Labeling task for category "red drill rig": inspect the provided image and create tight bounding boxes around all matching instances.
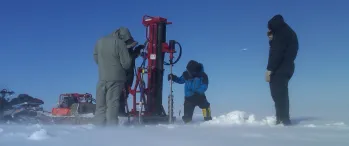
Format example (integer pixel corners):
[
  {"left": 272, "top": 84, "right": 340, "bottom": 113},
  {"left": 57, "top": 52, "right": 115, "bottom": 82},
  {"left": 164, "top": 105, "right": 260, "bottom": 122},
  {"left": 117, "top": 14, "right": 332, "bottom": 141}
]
[{"left": 126, "top": 15, "right": 182, "bottom": 124}]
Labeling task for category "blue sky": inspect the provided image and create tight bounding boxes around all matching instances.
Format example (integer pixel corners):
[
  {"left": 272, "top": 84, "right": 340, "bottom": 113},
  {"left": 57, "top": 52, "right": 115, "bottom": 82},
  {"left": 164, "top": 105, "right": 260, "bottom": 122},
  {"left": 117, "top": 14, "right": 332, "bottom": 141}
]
[{"left": 1, "top": 0, "right": 349, "bottom": 120}]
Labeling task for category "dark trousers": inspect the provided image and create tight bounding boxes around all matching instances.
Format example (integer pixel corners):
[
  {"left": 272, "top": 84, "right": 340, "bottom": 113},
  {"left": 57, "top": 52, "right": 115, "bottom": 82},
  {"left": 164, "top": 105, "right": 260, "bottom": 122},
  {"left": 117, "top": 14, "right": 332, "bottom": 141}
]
[
  {"left": 269, "top": 72, "right": 293, "bottom": 123},
  {"left": 0, "top": 98, "right": 6, "bottom": 121},
  {"left": 119, "top": 83, "right": 129, "bottom": 115},
  {"left": 119, "top": 71, "right": 134, "bottom": 115},
  {"left": 0, "top": 100, "right": 3, "bottom": 121},
  {"left": 182, "top": 94, "right": 212, "bottom": 123}
]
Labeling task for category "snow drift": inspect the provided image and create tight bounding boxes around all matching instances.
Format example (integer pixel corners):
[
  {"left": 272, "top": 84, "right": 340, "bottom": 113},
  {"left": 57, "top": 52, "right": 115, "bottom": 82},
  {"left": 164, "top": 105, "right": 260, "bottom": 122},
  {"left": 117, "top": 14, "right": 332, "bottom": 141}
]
[{"left": 1, "top": 110, "right": 348, "bottom": 146}]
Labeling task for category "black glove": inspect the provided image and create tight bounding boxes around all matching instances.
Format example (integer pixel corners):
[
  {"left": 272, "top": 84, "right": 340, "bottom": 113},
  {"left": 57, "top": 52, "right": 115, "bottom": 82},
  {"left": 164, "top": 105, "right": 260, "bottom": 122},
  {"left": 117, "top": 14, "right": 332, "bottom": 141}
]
[
  {"left": 168, "top": 74, "right": 178, "bottom": 81},
  {"left": 133, "top": 45, "right": 145, "bottom": 56}
]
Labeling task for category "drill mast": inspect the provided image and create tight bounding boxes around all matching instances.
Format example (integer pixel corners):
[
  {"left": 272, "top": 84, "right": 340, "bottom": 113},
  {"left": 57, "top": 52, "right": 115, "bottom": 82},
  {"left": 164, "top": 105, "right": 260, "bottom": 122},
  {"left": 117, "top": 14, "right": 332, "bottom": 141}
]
[{"left": 127, "top": 15, "right": 182, "bottom": 124}]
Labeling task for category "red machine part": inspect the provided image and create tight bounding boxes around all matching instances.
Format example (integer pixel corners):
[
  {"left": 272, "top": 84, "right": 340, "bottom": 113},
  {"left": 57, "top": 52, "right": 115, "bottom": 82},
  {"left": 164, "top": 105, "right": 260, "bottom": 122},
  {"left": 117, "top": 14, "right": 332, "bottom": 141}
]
[
  {"left": 51, "top": 108, "right": 70, "bottom": 116},
  {"left": 127, "top": 15, "right": 181, "bottom": 123}
]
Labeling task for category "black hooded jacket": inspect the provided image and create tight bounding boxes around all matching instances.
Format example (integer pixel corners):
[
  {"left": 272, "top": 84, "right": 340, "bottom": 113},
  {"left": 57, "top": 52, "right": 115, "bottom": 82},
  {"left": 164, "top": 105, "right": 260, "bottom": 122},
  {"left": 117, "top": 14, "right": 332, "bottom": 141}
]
[{"left": 267, "top": 15, "right": 299, "bottom": 74}]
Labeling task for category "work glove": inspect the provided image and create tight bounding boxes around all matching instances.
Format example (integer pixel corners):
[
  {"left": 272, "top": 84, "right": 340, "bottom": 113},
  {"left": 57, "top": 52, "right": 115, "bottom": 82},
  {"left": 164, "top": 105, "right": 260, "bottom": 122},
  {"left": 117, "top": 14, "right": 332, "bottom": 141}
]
[
  {"left": 168, "top": 74, "right": 178, "bottom": 81},
  {"left": 133, "top": 45, "right": 145, "bottom": 56},
  {"left": 265, "top": 70, "right": 272, "bottom": 82}
]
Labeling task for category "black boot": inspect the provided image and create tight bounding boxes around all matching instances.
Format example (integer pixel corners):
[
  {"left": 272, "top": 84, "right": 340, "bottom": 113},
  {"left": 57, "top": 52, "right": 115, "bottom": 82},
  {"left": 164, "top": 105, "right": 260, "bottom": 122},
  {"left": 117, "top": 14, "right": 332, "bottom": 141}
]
[
  {"left": 182, "top": 116, "right": 192, "bottom": 124},
  {"left": 281, "top": 116, "right": 292, "bottom": 126},
  {"left": 282, "top": 119, "right": 292, "bottom": 126},
  {"left": 118, "top": 104, "right": 128, "bottom": 117},
  {"left": 281, "top": 101, "right": 291, "bottom": 126},
  {"left": 204, "top": 117, "right": 212, "bottom": 121},
  {"left": 275, "top": 107, "right": 282, "bottom": 125},
  {"left": 275, "top": 119, "right": 281, "bottom": 125},
  {"left": 280, "top": 102, "right": 291, "bottom": 126}
]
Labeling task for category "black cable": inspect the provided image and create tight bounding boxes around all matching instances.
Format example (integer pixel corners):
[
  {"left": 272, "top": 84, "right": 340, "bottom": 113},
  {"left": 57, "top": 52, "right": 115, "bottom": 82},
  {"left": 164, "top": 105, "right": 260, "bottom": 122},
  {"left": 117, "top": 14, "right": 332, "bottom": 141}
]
[{"left": 164, "top": 41, "right": 183, "bottom": 65}]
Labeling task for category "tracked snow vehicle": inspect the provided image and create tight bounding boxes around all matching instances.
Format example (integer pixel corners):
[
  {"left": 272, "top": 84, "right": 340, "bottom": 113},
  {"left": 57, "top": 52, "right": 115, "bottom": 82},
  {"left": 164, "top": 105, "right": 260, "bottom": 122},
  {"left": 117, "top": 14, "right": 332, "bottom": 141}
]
[
  {"left": 51, "top": 93, "right": 96, "bottom": 116},
  {"left": 0, "top": 89, "right": 45, "bottom": 124}
]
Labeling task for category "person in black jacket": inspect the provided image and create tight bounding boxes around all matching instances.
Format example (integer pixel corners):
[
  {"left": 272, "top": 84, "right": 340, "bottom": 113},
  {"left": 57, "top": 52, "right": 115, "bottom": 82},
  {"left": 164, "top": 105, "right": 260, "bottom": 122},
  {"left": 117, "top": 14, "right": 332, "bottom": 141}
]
[{"left": 265, "top": 14, "right": 299, "bottom": 126}]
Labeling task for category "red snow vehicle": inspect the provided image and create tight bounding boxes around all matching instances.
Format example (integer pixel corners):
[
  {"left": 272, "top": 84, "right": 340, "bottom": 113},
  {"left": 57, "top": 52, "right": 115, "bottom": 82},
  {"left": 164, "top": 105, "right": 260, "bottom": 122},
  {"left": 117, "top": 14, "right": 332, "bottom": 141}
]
[{"left": 51, "top": 93, "right": 96, "bottom": 116}]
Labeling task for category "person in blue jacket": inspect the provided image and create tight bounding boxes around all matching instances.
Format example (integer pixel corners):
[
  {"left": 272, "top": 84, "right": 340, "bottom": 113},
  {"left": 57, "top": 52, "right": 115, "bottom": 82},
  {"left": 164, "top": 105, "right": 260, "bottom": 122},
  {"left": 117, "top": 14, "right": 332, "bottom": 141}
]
[{"left": 168, "top": 60, "right": 212, "bottom": 123}]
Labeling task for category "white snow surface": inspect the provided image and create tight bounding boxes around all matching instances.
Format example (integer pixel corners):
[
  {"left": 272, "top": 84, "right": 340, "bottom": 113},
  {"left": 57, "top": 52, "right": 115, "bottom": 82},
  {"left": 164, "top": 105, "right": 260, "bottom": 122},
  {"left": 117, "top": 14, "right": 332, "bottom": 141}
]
[{"left": 1, "top": 110, "right": 349, "bottom": 146}]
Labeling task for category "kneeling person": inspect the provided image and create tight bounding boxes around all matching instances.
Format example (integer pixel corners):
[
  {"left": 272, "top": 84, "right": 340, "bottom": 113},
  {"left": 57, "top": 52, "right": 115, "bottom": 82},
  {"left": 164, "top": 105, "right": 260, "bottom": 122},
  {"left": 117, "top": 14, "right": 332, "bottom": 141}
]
[{"left": 168, "top": 60, "right": 212, "bottom": 123}]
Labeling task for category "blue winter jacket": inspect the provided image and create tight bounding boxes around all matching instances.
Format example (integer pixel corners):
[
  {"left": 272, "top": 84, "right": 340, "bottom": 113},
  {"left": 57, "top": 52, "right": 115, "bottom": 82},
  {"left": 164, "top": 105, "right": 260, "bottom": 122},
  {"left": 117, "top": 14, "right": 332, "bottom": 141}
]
[{"left": 172, "top": 66, "right": 209, "bottom": 98}]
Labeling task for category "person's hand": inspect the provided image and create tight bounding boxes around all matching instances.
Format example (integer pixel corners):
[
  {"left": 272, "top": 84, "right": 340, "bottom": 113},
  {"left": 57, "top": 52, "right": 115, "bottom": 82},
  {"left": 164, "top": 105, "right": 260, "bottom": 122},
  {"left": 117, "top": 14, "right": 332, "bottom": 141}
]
[
  {"left": 265, "top": 70, "right": 272, "bottom": 82},
  {"left": 267, "top": 30, "right": 273, "bottom": 40},
  {"left": 134, "top": 45, "right": 145, "bottom": 56},
  {"left": 168, "top": 74, "right": 177, "bottom": 81}
]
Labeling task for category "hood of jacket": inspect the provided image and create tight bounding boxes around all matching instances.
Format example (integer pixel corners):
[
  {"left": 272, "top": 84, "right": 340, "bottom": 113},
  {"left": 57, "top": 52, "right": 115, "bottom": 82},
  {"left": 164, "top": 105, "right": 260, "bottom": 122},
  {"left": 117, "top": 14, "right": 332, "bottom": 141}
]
[
  {"left": 186, "top": 60, "right": 204, "bottom": 77},
  {"left": 268, "top": 14, "right": 287, "bottom": 32},
  {"left": 112, "top": 27, "right": 138, "bottom": 49}
]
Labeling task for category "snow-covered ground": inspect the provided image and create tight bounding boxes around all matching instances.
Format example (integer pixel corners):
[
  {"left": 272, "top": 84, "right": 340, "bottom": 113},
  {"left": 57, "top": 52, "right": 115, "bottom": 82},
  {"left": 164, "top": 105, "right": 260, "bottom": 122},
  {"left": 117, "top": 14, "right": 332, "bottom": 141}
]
[{"left": 1, "top": 110, "right": 348, "bottom": 146}]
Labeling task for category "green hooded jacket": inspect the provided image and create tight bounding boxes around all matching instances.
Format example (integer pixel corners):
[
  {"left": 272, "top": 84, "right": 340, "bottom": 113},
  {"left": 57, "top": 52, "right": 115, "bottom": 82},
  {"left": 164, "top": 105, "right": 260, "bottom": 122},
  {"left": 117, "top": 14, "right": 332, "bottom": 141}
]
[{"left": 93, "top": 27, "right": 137, "bottom": 82}]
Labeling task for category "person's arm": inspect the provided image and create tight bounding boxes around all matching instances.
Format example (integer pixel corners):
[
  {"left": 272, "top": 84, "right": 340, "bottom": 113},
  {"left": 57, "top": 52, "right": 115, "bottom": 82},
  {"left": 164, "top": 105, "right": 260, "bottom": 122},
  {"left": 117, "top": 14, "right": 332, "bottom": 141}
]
[
  {"left": 130, "top": 45, "right": 144, "bottom": 58},
  {"left": 267, "top": 34, "right": 287, "bottom": 72},
  {"left": 193, "top": 73, "right": 208, "bottom": 94},
  {"left": 169, "top": 71, "right": 186, "bottom": 84},
  {"left": 173, "top": 75, "right": 185, "bottom": 84},
  {"left": 118, "top": 40, "right": 132, "bottom": 70}
]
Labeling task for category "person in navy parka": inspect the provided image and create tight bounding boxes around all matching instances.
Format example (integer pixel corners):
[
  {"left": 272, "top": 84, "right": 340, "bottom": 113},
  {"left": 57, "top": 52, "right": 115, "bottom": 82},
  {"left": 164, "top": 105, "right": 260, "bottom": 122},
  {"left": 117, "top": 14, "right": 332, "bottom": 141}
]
[{"left": 168, "top": 60, "right": 212, "bottom": 123}]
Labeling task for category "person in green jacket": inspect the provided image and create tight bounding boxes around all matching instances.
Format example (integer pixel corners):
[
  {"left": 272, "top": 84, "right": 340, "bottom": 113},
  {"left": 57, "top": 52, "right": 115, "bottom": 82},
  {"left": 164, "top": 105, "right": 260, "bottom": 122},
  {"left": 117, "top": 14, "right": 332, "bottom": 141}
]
[{"left": 93, "top": 27, "right": 138, "bottom": 126}]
